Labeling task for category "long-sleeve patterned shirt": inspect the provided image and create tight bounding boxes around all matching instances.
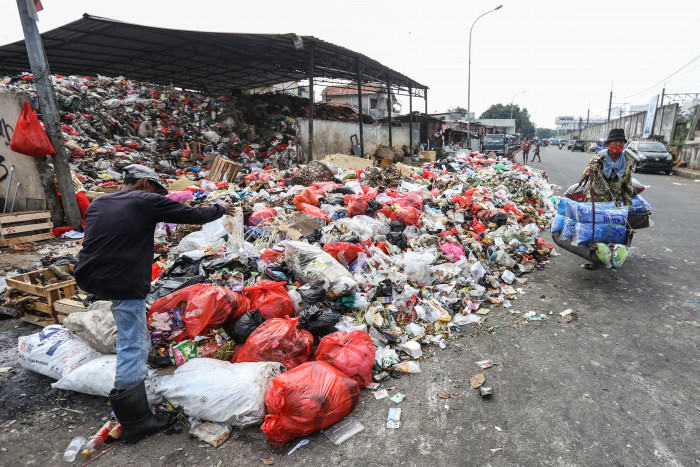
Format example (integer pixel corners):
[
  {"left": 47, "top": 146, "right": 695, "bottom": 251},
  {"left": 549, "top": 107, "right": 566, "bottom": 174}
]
[{"left": 582, "top": 150, "right": 634, "bottom": 206}]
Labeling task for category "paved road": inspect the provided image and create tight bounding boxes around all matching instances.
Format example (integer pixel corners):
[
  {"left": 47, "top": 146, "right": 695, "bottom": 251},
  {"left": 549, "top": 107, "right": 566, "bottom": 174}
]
[{"left": 2, "top": 146, "right": 699, "bottom": 466}]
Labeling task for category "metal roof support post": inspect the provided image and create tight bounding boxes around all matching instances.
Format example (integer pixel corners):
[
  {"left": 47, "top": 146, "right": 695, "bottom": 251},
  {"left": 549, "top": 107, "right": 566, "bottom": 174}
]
[
  {"left": 356, "top": 57, "right": 364, "bottom": 157},
  {"left": 409, "top": 85, "right": 413, "bottom": 157},
  {"left": 424, "top": 89, "right": 428, "bottom": 147},
  {"left": 386, "top": 78, "right": 392, "bottom": 147},
  {"left": 307, "top": 44, "right": 315, "bottom": 162},
  {"left": 16, "top": 0, "right": 81, "bottom": 228}
]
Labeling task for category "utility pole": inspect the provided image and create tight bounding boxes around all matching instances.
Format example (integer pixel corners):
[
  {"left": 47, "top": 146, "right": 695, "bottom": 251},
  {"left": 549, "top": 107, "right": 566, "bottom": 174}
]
[
  {"left": 607, "top": 90, "right": 613, "bottom": 123},
  {"left": 586, "top": 108, "right": 590, "bottom": 129},
  {"left": 16, "top": 0, "right": 81, "bottom": 228},
  {"left": 578, "top": 117, "right": 582, "bottom": 139}
]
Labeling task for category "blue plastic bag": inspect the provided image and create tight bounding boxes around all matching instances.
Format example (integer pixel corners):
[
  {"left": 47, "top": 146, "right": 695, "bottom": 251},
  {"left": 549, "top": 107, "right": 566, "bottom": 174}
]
[
  {"left": 630, "top": 195, "right": 652, "bottom": 214},
  {"left": 551, "top": 214, "right": 566, "bottom": 234},
  {"left": 571, "top": 222, "right": 627, "bottom": 246}
]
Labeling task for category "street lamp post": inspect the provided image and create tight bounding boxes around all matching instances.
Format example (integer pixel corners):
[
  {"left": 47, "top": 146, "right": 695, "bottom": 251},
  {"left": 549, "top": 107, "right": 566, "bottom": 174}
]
[
  {"left": 510, "top": 90, "right": 526, "bottom": 119},
  {"left": 467, "top": 4, "right": 503, "bottom": 121}
]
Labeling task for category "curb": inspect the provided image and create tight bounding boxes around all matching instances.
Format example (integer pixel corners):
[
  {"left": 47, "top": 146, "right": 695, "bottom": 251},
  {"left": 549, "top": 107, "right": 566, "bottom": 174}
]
[{"left": 671, "top": 169, "right": 700, "bottom": 180}]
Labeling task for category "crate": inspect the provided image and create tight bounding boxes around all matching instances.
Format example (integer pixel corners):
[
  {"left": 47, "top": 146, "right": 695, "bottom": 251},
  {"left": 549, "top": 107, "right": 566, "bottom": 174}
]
[
  {"left": 53, "top": 296, "right": 87, "bottom": 322},
  {"left": 0, "top": 210, "right": 53, "bottom": 247},
  {"left": 208, "top": 155, "right": 242, "bottom": 182},
  {"left": 5, "top": 264, "right": 78, "bottom": 324}
]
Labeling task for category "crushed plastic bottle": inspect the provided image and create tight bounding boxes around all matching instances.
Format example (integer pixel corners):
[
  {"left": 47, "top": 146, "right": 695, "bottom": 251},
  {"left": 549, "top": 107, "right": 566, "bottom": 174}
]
[{"left": 63, "top": 436, "right": 86, "bottom": 462}]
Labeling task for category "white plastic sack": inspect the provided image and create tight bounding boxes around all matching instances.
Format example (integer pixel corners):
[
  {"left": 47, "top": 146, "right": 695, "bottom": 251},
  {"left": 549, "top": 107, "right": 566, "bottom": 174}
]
[
  {"left": 18, "top": 325, "right": 101, "bottom": 380},
  {"left": 177, "top": 217, "right": 228, "bottom": 253},
  {"left": 62, "top": 301, "right": 118, "bottom": 354},
  {"left": 400, "top": 249, "right": 437, "bottom": 286},
  {"left": 51, "top": 355, "right": 162, "bottom": 404},
  {"left": 154, "top": 359, "right": 284, "bottom": 426},
  {"left": 283, "top": 241, "right": 357, "bottom": 292}
]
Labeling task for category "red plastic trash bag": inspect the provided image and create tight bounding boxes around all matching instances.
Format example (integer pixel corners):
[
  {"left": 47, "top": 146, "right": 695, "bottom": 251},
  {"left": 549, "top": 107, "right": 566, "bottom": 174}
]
[
  {"left": 10, "top": 102, "right": 55, "bottom": 157},
  {"left": 298, "top": 203, "right": 329, "bottom": 224},
  {"left": 293, "top": 187, "right": 319, "bottom": 209},
  {"left": 248, "top": 207, "right": 278, "bottom": 226},
  {"left": 261, "top": 361, "right": 361, "bottom": 446},
  {"left": 347, "top": 196, "right": 368, "bottom": 217},
  {"left": 149, "top": 284, "right": 250, "bottom": 341},
  {"left": 315, "top": 331, "right": 375, "bottom": 388},
  {"left": 391, "top": 207, "right": 422, "bottom": 226},
  {"left": 235, "top": 317, "right": 314, "bottom": 370},
  {"left": 243, "top": 280, "right": 294, "bottom": 320},
  {"left": 389, "top": 191, "right": 423, "bottom": 210},
  {"left": 322, "top": 242, "right": 365, "bottom": 267}
]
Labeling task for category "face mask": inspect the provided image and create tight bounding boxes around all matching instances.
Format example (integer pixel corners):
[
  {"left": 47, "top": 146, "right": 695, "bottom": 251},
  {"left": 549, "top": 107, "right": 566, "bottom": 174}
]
[{"left": 609, "top": 145, "right": 624, "bottom": 156}]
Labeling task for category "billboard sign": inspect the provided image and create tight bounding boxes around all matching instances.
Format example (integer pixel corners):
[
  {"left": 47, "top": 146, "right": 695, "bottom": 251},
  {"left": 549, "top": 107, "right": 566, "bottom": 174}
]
[{"left": 642, "top": 95, "right": 659, "bottom": 138}]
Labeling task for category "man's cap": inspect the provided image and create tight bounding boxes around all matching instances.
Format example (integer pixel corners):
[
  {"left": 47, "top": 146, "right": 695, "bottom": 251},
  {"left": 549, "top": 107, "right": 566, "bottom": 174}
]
[{"left": 123, "top": 164, "right": 168, "bottom": 195}]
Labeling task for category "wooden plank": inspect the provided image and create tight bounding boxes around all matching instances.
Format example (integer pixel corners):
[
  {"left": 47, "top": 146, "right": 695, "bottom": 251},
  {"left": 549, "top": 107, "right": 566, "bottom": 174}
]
[
  {"left": 0, "top": 211, "right": 51, "bottom": 223},
  {"left": 0, "top": 232, "right": 54, "bottom": 247},
  {"left": 30, "top": 301, "right": 51, "bottom": 313},
  {"left": 1, "top": 221, "right": 53, "bottom": 235},
  {"left": 20, "top": 312, "right": 54, "bottom": 327},
  {"left": 54, "top": 298, "right": 86, "bottom": 315}
]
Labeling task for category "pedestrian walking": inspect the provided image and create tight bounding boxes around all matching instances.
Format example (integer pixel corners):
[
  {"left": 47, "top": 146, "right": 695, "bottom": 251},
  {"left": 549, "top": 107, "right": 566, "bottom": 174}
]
[
  {"left": 74, "top": 164, "right": 238, "bottom": 444},
  {"left": 521, "top": 138, "right": 531, "bottom": 165},
  {"left": 534, "top": 140, "right": 541, "bottom": 162}
]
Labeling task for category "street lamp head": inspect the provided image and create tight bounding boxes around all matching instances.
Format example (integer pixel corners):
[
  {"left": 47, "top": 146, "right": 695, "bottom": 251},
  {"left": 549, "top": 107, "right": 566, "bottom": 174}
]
[{"left": 495, "top": 5, "right": 503, "bottom": 10}]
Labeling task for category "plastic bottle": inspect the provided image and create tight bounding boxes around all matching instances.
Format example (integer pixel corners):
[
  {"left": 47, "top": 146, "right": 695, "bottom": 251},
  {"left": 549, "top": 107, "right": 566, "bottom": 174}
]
[
  {"left": 63, "top": 436, "right": 87, "bottom": 462},
  {"left": 80, "top": 421, "right": 115, "bottom": 458}
]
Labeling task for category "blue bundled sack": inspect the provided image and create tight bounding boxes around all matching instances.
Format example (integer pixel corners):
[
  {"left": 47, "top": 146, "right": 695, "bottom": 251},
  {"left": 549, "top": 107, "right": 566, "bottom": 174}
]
[
  {"left": 571, "top": 222, "right": 627, "bottom": 246},
  {"left": 566, "top": 201, "right": 620, "bottom": 223},
  {"left": 561, "top": 217, "right": 576, "bottom": 239},
  {"left": 557, "top": 197, "right": 574, "bottom": 216},
  {"left": 630, "top": 195, "right": 652, "bottom": 214},
  {"left": 551, "top": 214, "right": 566, "bottom": 234}
]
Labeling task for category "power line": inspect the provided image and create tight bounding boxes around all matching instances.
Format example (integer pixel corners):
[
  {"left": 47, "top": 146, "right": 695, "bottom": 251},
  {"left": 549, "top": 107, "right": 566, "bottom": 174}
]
[{"left": 618, "top": 54, "right": 700, "bottom": 102}]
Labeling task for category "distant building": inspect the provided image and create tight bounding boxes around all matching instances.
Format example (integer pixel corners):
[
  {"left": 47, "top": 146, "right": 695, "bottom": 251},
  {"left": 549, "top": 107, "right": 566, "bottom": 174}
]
[
  {"left": 246, "top": 81, "right": 310, "bottom": 99},
  {"left": 556, "top": 115, "right": 606, "bottom": 132},
  {"left": 477, "top": 118, "right": 516, "bottom": 134},
  {"left": 321, "top": 84, "right": 398, "bottom": 117}
]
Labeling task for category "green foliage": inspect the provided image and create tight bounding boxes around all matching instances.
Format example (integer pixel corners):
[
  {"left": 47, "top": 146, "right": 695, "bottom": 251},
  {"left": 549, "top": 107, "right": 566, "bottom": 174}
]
[
  {"left": 536, "top": 128, "right": 557, "bottom": 139},
  {"left": 447, "top": 106, "right": 468, "bottom": 114},
  {"left": 479, "top": 103, "right": 536, "bottom": 139}
]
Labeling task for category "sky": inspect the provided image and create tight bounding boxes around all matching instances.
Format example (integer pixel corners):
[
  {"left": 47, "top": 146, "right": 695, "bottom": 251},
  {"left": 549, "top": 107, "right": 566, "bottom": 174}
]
[{"left": 1, "top": 0, "right": 700, "bottom": 128}]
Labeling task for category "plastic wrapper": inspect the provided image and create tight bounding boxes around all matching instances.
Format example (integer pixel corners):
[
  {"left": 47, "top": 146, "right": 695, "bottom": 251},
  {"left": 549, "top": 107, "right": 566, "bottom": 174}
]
[
  {"left": 571, "top": 222, "right": 627, "bottom": 246},
  {"left": 594, "top": 243, "right": 612, "bottom": 268},
  {"left": 235, "top": 317, "right": 314, "bottom": 370},
  {"left": 610, "top": 243, "right": 629, "bottom": 268},
  {"left": 315, "top": 331, "right": 375, "bottom": 388},
  {"left": 261, "top": 361, "right": 361, "bottom": 446},
  {"left": 283, "top": 241, "right": 357, "bottom": 293},
  {"left": 248, "top": 207, "right": 279, "bottom": 226},
  {"left": 148, "top": 284, "right": 250, "bottom": 341},
  {"left": 297, "top": 307, "right": 344, "bottom": 337},
  {"left": 400, "top": 249, "right": 437, "bottom": 285},
  {"left": 243, "top": 280, "right": 294, "bottom": 320},
  {"left": 565, "top": 201, "right": 616, "bottom": 222}
]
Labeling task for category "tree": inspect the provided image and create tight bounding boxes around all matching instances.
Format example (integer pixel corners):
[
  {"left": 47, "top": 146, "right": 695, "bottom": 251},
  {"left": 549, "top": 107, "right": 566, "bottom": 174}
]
[
  {"left": 536, "top": 128, "right": 556, "bottom": 139},
  {"left": 447, "top": 106, "right": 468, "bottom": 114},
  {"left": 479, "top": 103, "right": 536, "bottom": 139}
]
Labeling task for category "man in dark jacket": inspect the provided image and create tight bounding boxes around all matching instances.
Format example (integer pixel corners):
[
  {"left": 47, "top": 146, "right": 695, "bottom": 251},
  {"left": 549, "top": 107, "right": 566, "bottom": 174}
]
[{"left": 75, "top": 164, "right": 235, "bottom": 444}]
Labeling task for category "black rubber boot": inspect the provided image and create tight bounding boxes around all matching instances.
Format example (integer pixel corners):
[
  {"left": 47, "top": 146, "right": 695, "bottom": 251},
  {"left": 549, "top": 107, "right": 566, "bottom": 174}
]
[{"left": 109, "top": 381, "right": 174, "bottom": 444}]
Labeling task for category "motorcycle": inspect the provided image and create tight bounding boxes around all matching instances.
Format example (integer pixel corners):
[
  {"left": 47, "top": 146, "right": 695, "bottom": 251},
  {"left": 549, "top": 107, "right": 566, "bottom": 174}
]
[{"left": 558, "top": 143, "right": 564, "bottom": 150}]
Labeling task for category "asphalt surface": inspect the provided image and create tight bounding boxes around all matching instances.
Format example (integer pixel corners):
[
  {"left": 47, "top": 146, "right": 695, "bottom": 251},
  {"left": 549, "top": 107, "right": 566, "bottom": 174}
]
[{"left": 1, "top": 146, "right": 699, "bottom": 466}]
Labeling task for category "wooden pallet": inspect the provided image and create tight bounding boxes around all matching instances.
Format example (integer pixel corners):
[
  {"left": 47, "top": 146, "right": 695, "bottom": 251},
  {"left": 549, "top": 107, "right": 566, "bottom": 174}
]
[
  {"left": 0, "top": 210, "right": 53, "bottom": 247},
  {"left": 6, "top": 264, "right": 77, "bottom": 324},
  {"left": 208, "top": 155, "right": 242, "bottom": 182}
]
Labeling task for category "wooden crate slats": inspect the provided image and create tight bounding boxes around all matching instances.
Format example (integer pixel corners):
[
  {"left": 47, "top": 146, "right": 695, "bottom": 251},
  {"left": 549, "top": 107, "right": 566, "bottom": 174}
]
[{"left": 0, "top": 210, "right": 53, "bottom": 247}]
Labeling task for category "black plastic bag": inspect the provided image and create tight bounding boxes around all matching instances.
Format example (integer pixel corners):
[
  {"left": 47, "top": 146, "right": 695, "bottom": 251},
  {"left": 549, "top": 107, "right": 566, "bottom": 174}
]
[
  {"left": 145, "top": 276, "right": 205, "bottom": 307},
  {"left": 490, "top": 212, "right": 508, "bottom": 227},
  {"left": 227, "top": 309, "right": 264, "bottom": 344},
  {"left": 148, "top": 343, "right": 171, "bottom": 368},
  {"left": 386, "top": 232, "right": 408, "bottom": 250},
  {"left": 365, "top": 199, "right": 383, "bottom": 216},
  {"left": 297, "top": 306, "right": 343, "bottom": 337},
  {"left": 389, "top": 220, "right": 406, "bottom": 232},
  {"left": 297, "top": 280, "right": 329, "bottom": 305},
  {"left": 331, "top": 186, "right": 356, "bottom": 195},
  {"left": 339, "top": 235, "right": 361, "bottom": 244},
  {"left": 162, "top": 256, "right": 203, "bottom": 278},
  {"left": 41, "top": 254, "right": 78, "bottom": 268}
]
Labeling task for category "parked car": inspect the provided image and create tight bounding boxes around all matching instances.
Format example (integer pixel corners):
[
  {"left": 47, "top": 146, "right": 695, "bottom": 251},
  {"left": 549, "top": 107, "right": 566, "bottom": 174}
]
[
  {"left": 623, "top": 141, "right": 673, "bottom": 174},
  {"left": 586, "top": 142, "right": 597, "bottom": 152},
  {"left": 567, "top": 139, "right": 576, "bottom": 150},
  {"left": 595, "top": 138, "right": 608, "bottom": 154},
  {"left": 572, "top": 140, "right": 585, "bottom": 152}
]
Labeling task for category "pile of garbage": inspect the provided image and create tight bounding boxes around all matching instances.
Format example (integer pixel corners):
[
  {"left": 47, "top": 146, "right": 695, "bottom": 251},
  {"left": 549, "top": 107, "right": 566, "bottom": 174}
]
[{"left": 9, "top": 145, "right": 559, "bottom": 450}]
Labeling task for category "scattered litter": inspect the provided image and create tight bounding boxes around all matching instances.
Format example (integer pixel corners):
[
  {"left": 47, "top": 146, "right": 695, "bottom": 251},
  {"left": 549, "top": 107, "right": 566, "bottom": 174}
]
[
  {"left": 469, "top": 371, "right": 486, "bottom": 389},
  {"left": 323, "top": 417, "right": 364, "bottom": 445},
  {"left": 374, "top": 389, "right": 389, "bottom": 400},
  {"left": 386, "top": 408, "right": 402, "bottom": 429},
  {"left": 476, "top": 360, "right": 494, "bottom": 369},
  {"left": 389, "top": 393, "right": 405, "bottom": 403},
  {"left": 437, "top": 390, "right": 451, "bottom": 399},
  {"left": 189, "top": 421, "right": 232, "bottom": 447},
  {"left": 287, "top": 439, "right": 309, "bottom": 455}
]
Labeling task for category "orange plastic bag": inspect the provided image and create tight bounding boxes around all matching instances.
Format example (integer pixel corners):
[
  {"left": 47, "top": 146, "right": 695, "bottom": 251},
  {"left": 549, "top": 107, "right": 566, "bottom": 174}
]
[
  {"left": 235, "top": 317, "right": 314, "bottom": 370},
  {"left": 293, "top": 187, "right": 319, "bottom": 209},
  {"left": 261, "top": 361, "right": 361, "bottom": 446},
  {"left": 315, "top": 331, "right": 375, "bottom": 388},
  {"left": 243, "top": 280, "right": 294, "bottom": 320},
  {"left": 10, "top": 102, "right": 55, "bottom": 157},
  {"left": 391, "top": 206, "right": 422, "bottom": 226},
  {"left": 148, "top": 284, "right": 250, "bottom": 341}
]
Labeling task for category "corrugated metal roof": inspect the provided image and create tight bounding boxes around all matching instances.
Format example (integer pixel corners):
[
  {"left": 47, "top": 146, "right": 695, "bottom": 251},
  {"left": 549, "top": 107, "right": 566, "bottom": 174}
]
[
  {"left": 322, "top": 84, "right": 386, "bottom": 96},
  {"left": 0, "top": 14, "right": 427, "bottom": 94}
]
